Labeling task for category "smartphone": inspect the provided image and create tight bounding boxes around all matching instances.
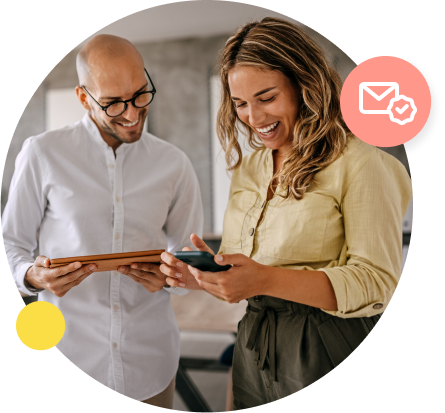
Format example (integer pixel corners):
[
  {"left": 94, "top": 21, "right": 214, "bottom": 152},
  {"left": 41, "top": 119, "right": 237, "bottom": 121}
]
[{"left": 174, "top": 251, "right": 231, "bottom": 272}]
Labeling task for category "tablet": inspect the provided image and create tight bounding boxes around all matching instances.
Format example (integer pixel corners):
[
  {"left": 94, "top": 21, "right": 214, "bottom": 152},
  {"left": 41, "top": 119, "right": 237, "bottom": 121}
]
[{"left": 50, "top": 249, "right": 165, "bottom": 272}]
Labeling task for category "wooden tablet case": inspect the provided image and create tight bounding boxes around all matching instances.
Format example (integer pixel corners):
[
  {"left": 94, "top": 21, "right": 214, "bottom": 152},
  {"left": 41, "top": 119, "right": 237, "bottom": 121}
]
[{"left": 50, "top": 249, "right": 165, "bottom": 272}]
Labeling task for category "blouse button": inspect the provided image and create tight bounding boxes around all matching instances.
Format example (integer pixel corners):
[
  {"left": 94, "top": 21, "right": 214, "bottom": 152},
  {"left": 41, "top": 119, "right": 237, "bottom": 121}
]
[
  {"left": 373, "top": 303, "right": 383, "bottom": 310},
  {"left": 249, "top": 228, "right": 255, "bottom": 236}
]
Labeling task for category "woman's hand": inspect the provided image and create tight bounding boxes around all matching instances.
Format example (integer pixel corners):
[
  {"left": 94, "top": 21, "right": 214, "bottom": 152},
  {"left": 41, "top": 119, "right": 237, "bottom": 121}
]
[
  {"left": 188, "top": 253, "right": 268, "bottom": 303},
  {"left": 160, "top": 234, "right": 213, "bottom": 290}
]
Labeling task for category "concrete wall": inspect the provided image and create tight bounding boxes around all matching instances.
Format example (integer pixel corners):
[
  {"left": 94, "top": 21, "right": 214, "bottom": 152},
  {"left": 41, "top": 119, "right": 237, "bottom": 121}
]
[
  {"left": 1, "top": 32, "right": 410, "bottom": 226},
  {"left": 1, "top": 34, "right": 229, "bottom": 230}
]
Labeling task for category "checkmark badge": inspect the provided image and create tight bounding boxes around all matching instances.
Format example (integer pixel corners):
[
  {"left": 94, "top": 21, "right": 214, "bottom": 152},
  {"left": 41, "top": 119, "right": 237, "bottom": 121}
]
[
  {"left": 387, "top": 95, "right": 417, "bottom": 125},
  {"left": 395, "top": 104, "right": 409, "bottom": 114}
]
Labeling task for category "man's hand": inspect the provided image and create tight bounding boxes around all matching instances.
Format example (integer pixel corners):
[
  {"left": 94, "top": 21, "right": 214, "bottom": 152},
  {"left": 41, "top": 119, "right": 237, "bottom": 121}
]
[
  {"left": 25, "top": 255, "right": 97, "bottom": 298},
  {"left": 118, "top": 262, "right": 167, "bottom": 293},
  {"left": 160, "top": 233, "right": 213, "bottom": 290}
]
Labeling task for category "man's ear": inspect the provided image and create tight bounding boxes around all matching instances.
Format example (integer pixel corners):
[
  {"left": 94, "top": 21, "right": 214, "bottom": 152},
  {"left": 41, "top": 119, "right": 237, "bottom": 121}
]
[{"left": 75, "top": 86, "right": 91, "bottom": 111}]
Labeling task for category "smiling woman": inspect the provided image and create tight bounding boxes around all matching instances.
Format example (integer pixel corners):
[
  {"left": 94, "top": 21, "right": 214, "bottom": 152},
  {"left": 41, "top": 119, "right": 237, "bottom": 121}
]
[
  {"left": 217, "top": 18, "right": 349, "bottom": 200},
  {"left": 228, "top": 68, "right": 300, "bottom": 158},
  {"left": 160, "top": 16, "right": 412, "bottom": 409}
]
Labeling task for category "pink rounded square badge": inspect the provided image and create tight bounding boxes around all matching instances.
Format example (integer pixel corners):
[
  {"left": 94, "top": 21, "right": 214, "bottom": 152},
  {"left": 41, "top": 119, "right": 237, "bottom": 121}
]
[{"left": 340, "top": 56, "right": 430, "bottom": 147}]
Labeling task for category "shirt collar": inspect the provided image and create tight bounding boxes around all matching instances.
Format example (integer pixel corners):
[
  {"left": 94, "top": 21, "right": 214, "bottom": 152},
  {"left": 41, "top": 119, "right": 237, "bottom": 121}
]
[
  {"left": 81, "top": 112, "right": 108, "bottom": 147},
  {"left": 266, "top": 148, "right": 273, "bottom": 179},
  {"left": 265, "top": 148, "right": 287, "bottom": 200},
  {"left": 81, "top": 112, "right": 128, "bottom": 154}
]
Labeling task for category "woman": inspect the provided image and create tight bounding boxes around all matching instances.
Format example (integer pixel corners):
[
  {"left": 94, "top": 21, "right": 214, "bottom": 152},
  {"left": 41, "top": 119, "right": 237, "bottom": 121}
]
[{"left": 160, "top": 17, "right": 412, "bottom": 409}]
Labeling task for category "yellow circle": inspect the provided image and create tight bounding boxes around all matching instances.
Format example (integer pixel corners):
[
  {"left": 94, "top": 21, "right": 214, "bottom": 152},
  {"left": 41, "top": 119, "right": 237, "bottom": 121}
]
[{"left": 16, "top": 301, "right": 65, "bottom": 350}]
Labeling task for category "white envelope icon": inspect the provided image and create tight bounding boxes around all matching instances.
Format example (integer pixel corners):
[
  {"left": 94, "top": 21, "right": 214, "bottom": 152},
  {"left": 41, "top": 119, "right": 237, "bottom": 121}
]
[{"left": 359, "top": 82, "right": 399, "bottom": 114}]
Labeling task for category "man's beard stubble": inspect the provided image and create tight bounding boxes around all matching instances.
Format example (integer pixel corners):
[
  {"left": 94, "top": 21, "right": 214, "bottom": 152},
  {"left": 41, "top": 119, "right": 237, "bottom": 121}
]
[{"left": 95, "top": 109, "right": 147, "bottom": 144}]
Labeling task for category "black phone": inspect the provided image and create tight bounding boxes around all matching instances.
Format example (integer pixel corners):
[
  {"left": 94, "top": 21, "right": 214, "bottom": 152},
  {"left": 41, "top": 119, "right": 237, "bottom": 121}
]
[{"left": 174, "top": 251, "right": 231, "bottom": 272}]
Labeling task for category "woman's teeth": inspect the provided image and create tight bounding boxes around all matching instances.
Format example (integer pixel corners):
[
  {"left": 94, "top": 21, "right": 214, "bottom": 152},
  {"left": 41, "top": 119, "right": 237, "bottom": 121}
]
[
  {"left": 120, "top": 120, "right": 138, "bottom": 127},
  {"left": 257, "top": 122, "right": 279, "bottom": 135}
]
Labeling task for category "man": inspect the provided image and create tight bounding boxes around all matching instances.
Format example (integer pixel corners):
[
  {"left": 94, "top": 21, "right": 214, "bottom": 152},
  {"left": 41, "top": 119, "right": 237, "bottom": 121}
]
[{"left": 2, "top": 35, "right": 203, "bottom": 408}]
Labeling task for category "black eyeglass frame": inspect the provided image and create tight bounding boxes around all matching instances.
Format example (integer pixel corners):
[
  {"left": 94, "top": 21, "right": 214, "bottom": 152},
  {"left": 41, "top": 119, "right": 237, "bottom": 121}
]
[{"left": 81, "top": 68, "right": 156, "bottom": 117}]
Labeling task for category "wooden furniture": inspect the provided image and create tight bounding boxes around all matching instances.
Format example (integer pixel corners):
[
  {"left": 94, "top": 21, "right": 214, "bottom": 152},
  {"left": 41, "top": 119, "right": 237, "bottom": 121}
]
[
  {"left": 171, "top": 290, "right": 247, "bottom": 412},
  {"left": 171, "top": 290, "right": 246, "bottom": 333}
]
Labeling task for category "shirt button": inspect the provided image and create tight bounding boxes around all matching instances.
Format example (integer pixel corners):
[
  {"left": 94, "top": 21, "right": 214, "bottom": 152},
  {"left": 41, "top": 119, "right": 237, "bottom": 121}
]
[
  {"left": 115, "top": 196, "right": 120, "bottom": 202},
  {"left": 113, "top": 343, "right": 117, "bottom": 348},
  {"left": 115, "top": 233, "right": 120, "bottom": 239},
  {"left": 254, "top": 295, "right": 262, "bottom": 302},
  {"left": 101, "top": 142, "right": 105, "bottom": 146},
  {"left": 373, "top": 303, "right": 384, "bottom": 310},
  {"left": 114, "top": 305, "right": 119, "bottom": 311},
  {"left": 249, "top": 228, "right": 255, "bottom": 236},
  {"left": 109, "top": 164, "right": 114, "bottom": 169},
  {"left": 113, "top": 271, "right": 118, "bottom": 275}
]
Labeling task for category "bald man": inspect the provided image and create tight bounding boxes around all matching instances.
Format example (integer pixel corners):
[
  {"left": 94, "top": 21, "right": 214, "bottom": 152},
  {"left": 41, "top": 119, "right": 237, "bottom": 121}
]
[{"left": 3, "top": 35, "right": 203, "bottom": 407}]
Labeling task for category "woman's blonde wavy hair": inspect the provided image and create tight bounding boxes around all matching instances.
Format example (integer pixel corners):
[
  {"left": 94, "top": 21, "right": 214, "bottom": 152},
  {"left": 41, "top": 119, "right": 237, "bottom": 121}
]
[{"left": 217, "top": 17, "right": 350, "bottom": 200}]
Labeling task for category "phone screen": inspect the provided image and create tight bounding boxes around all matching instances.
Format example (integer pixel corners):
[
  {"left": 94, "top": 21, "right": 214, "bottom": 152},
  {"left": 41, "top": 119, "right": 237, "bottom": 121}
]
[{"left": 174, "top": 251, "right": 231, "bottom": 272}]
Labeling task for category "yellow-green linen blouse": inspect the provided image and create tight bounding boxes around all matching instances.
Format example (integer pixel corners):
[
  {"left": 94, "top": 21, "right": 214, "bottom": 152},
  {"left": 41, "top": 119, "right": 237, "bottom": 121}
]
[{"left": 218, "top": 135, "right": 412, "bottom": 318}]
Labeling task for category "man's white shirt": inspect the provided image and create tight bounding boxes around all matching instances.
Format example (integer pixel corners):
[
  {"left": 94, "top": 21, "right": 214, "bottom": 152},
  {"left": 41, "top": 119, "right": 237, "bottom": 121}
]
[{"left": 2, "top": 113, "right": 204, "bottom": 400}]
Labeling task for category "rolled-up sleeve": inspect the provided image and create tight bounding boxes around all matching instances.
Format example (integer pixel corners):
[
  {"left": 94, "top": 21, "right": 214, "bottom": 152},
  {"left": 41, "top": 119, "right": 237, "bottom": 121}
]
[{"left": 323, "top": 151, "right": 412, "bottom": 318}]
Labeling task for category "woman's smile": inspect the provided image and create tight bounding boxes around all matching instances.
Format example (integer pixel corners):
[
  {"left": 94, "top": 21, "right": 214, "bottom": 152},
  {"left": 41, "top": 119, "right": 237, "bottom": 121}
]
[
  {"left": 256, "top": 121, "right": 280, "bottom": 140},
  {"left": 256, "top": 121, "right": 279, "bottom": 135}
]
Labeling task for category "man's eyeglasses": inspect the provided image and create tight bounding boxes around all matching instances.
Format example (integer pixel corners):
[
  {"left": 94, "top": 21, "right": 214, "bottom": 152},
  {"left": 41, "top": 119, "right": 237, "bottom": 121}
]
[{"left": 81, "top": 68, "right": 156, "bottom": 117}]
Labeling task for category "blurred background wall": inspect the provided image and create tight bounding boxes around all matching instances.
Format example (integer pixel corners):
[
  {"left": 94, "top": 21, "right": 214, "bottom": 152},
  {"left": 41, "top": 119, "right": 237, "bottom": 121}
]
[{"left": 1, "top": 1, "right": 410, "bottom": 236}]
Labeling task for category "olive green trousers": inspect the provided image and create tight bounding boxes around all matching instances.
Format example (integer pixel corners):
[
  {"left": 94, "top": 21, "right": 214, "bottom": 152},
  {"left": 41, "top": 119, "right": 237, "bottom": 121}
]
[{"left": 232, "top": 296, "right": 381, "bottom": 410}]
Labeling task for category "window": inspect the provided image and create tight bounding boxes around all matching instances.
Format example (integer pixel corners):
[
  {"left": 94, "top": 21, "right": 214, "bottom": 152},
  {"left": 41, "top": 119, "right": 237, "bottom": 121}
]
[
  {"left": 46, "top": 88, "right": 87, "bottom": 131},
  {"left": 210, "top": 75, "right": 253, "bottom": 235}
]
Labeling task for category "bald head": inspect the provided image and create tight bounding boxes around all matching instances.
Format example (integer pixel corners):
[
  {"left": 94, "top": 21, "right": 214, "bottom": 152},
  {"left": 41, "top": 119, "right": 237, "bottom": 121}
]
[{"left": 76, "top": 34, "right": 144, "bottom": 88}]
